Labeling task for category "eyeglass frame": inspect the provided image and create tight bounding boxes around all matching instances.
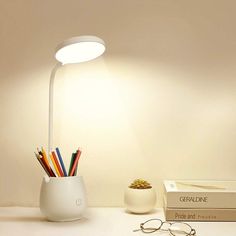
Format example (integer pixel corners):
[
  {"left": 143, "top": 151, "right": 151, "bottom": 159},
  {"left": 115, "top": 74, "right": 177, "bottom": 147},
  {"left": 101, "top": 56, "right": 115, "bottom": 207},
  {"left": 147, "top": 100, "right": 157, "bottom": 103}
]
[{"left": 133, "top": 218, "right": 196, "bottom": 236}]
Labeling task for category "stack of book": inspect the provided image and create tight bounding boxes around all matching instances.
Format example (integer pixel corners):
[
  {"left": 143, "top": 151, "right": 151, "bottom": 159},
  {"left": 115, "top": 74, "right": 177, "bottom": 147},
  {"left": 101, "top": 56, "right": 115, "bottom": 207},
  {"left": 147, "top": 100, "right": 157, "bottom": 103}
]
[{"left": 163, "top": 180, "right": 236, "bottom": 221}]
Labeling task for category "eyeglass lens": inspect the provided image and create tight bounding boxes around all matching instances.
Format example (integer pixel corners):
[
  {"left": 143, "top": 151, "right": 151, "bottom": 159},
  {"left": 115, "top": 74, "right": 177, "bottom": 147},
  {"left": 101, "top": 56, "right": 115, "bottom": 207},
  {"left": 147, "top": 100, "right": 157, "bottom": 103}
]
[
  {"left": 169, "top": 222, "right": 192, "bottom": 236},
  {"left": 142, "top": 219, "right": 162, "bottom": 233}
]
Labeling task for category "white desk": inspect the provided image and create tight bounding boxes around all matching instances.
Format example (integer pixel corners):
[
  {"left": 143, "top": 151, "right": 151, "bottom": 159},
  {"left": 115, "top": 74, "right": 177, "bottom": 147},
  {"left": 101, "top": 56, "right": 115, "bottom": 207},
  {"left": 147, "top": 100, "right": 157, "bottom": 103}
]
[{"left": 0, "top": 207, "right": 236, "bottom": 235}]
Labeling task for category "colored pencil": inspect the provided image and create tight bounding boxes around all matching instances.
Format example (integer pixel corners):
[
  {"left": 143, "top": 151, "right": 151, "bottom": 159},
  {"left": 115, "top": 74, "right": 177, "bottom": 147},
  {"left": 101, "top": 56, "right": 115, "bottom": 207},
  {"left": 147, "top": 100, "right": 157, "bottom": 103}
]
[
  {"left": 69, "top": 149, "right": 81, "bottom": 176},
  {"left": 68, "top": 152, "right": 76, "bottom": 176},
  {"left": 52, "top": 151, "right": 64, "bottom": 177},
  {"left": 35, "top": 152, "right": 56, "bottom": 177},
  {"left": 35, "top": 152, "right": 51, "bottom": 177},
  {"left": 73, "top": 151, "right": 79, "bottom": 176},
  {"left": 49, "top": 153, "right": 60, "bottom": 177},
  {"left": 55, "top": 147, "right": 67, "bottom": 176},
  {"left": 41, "top": 147, "right": 51, "bottom": 169}
]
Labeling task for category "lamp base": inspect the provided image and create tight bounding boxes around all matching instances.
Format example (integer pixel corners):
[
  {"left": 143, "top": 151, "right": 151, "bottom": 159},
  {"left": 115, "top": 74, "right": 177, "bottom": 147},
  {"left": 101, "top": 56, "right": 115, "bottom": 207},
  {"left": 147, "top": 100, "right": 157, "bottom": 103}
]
[{"left": 40, "top": 175, "right": 87, "bottom": 221}]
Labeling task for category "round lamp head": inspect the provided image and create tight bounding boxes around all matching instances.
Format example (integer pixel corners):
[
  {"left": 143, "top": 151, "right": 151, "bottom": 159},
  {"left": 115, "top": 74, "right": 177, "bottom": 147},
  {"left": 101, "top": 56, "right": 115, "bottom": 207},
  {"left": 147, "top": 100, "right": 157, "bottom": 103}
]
[{"left": 55, "top": 35, "right": 105, "bottom": 64}]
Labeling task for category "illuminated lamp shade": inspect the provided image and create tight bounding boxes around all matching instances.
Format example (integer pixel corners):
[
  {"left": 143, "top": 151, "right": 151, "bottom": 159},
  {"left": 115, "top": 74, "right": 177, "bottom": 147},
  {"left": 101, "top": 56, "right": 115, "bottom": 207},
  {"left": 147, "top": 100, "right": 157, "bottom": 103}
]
[{"left": 55, "top": 35, "right": 106, "bottom": 64}]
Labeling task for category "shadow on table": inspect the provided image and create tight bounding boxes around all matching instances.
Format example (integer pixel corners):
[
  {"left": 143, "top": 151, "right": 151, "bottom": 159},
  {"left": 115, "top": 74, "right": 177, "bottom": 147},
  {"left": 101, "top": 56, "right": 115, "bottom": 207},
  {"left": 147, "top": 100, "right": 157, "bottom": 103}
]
[
  {"left": 0, "top": 215, "right": 46, "bottom": 222},
  {"left": 0, "top": 215, "right": 89, "bottom": 224},
  {"left": 124, "top": 208, "right": 161, "bottom": 215}
]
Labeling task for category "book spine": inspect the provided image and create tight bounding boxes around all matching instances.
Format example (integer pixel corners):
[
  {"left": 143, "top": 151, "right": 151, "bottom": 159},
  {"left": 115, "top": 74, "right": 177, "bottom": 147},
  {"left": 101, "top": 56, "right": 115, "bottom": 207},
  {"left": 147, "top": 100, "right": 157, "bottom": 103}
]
[
  {"left": 164, "top": 207, "right": 236, "bottom": 222},
  {"left": 165, "top": 192, "right": 236, "bottom": 209}
]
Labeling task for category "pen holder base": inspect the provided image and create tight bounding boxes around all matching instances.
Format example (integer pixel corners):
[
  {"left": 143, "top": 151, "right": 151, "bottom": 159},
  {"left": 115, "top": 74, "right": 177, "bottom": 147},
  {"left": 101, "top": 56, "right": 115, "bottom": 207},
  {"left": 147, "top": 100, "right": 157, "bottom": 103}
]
[{"left": 40, "top": 176, "right": 87, "bottom": 221}]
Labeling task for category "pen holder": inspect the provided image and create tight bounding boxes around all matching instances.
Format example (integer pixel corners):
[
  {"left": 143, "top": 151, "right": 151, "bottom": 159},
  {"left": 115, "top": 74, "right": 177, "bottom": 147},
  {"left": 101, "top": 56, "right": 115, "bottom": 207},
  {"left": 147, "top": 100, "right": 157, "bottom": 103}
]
[{"left": 40, "top": 175, "right": 87, "bottom": 221}]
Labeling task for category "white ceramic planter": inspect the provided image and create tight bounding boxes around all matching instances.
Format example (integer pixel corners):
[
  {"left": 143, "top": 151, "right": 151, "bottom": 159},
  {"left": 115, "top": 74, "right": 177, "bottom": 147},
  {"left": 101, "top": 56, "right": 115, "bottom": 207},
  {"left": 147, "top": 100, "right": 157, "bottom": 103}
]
[
  {"left": 124, "top": 187, "right": 156, "bottom": 214},
  {"left": 40, "top": 175, "right": 87, "bottom": 221}
]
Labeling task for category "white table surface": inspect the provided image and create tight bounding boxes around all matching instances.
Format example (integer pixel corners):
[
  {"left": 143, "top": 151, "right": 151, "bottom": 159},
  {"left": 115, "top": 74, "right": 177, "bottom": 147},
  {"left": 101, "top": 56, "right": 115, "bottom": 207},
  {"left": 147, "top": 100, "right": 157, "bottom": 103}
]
[{"left": 0, "top": 207, "right": 236, "bottom": 236}]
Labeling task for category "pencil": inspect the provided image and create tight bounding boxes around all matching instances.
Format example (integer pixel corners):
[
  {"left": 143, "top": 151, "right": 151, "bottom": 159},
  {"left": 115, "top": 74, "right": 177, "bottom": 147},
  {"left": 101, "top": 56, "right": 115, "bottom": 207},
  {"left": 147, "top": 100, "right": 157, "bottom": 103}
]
[
  {"left": 55, "top": 147, "right": 67, "bottom": 176},
  {"left": 68, "top": 152, "right": 76, "bottom": 176},
  {"left": 50, "top": 153, "right": 61, "bottom": 177},
  {"left": 52, "top": 151, "right": 64, "bottom": 177},
  {"left": 69, "top": 149, "right": 81, "bottom": 176},
  {"left": 37, "top": 149, "right": 56, "bottom": 176},
  {"left": 35, "top": 152, "right": 56, "bottom": 177},
  {"left": 41, "top": 147, "right": 51, "bottom": 169},
  {"left": 73, "top": 151, "right": 79, "bottom": 176},
  {"left": 41, "top": 155, "right": 56, "bottom": 177},
  {"left": 73, "top": 158, "right": 78, "bottom": 176},
  {"left": 35, "top": 152, "right": 51, "bottom": 177}
]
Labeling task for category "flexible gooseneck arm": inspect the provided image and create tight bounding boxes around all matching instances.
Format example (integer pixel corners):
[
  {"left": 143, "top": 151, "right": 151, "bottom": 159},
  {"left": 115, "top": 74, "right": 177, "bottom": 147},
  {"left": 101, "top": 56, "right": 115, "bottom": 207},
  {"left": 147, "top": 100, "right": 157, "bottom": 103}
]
[{"left": 48, "top": 62, "right": 62, "bottom": 155}]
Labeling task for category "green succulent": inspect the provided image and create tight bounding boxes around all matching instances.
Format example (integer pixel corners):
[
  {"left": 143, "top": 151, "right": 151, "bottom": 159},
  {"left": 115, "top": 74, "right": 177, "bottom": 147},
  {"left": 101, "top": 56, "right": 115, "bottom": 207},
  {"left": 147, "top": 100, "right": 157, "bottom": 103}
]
[{"left": 129, "top": 179, "right": 152, "bottom": 189}]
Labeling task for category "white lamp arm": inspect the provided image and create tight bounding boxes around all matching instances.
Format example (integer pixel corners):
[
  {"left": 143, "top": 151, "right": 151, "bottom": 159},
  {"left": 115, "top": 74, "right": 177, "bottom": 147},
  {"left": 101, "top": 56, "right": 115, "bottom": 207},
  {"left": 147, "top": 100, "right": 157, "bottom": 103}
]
[{"left": 48, "top": 62, "right": 62, "bottom": 155}]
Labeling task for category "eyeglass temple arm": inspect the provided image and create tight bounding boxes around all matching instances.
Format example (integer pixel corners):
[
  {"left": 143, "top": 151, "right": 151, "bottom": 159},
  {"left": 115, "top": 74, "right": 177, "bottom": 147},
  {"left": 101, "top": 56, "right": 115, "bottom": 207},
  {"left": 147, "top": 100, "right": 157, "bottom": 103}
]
[{"left": 133, "top": 223, "right": 144, "bottom": 232}]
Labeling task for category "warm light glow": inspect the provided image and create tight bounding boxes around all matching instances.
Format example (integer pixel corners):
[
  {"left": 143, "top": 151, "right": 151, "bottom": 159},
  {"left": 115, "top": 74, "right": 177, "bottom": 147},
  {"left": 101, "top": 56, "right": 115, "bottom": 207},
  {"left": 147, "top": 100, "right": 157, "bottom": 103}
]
[{"left": 55, "top": 36, "right": 105, "bottom": 64}]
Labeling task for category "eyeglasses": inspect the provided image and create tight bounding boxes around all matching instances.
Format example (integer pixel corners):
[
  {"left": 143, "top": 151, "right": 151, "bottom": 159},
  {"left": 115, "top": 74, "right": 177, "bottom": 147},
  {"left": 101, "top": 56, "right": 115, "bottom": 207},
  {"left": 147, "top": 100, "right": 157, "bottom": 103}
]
[{"left": 133, "top": 219, "right": 196, "bottom": 236}]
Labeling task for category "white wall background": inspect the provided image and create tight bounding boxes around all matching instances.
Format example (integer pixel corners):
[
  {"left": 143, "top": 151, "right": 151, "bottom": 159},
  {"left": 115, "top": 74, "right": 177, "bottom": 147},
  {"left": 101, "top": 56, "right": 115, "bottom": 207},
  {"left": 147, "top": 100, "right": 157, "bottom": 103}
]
[{"left": 0, "top": 0, "right": 236, "bottom": 207}]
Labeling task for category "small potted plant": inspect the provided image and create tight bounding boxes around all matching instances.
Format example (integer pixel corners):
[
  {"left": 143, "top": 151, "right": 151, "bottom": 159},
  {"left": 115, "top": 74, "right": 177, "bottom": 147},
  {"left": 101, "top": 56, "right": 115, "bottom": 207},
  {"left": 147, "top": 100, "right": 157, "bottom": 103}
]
[{"left": 124, "top": 179, "right": 156, "bottom": 214}]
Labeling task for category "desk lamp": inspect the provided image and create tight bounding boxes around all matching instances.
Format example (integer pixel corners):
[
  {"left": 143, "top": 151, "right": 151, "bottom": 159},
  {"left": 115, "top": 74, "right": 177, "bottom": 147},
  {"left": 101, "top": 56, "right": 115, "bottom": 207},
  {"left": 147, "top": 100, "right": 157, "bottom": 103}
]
[{"left": 48, "top": 35, "right": 106, "bottom": 154}]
